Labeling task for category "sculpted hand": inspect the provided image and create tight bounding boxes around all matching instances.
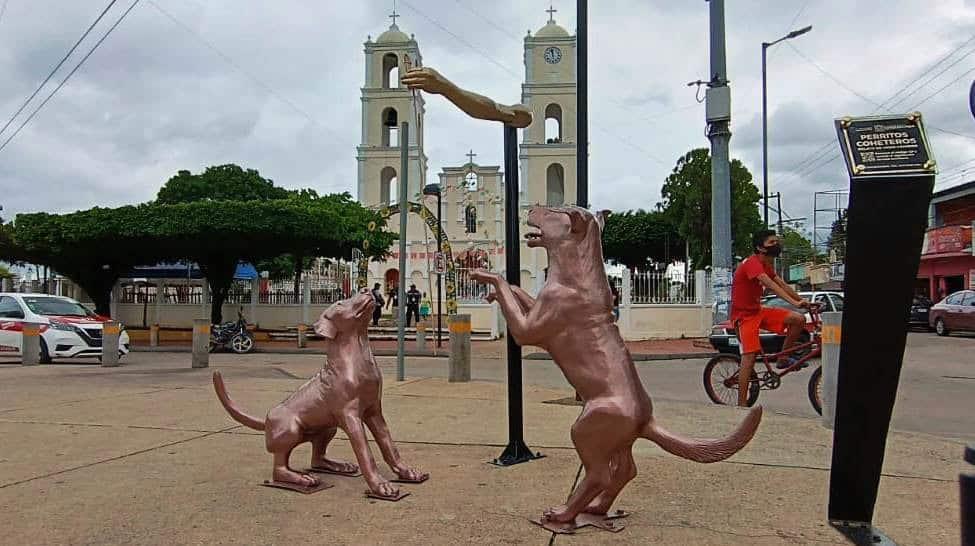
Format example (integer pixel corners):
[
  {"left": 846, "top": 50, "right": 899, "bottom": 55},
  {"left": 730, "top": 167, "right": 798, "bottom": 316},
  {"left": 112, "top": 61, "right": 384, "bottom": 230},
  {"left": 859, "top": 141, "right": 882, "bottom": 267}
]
[
  {"left": 401, "top": 67, "right": 454, "bottom": 96},
  {"left": 470, "top": 269, "right": 502, "bottom": 286},
  {"left": 484, "top": 291, "right": 497, "bottom": 304}
]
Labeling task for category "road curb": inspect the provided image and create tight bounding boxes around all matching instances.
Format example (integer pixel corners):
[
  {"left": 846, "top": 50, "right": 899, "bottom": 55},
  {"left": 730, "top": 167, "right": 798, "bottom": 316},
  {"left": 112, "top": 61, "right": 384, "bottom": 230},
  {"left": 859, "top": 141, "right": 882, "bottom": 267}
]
[{"left": 130, "top": 346, "right": 715, "bottom": 360}]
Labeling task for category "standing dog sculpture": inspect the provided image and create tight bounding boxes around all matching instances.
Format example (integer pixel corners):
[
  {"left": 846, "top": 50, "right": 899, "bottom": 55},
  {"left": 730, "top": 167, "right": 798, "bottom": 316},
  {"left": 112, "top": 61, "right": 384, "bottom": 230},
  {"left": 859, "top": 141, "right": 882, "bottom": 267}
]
[
  {"left": 212, "top": 291, "right": 427, "bottom": 499},
  {"left": 472, "top": 206, "right": 763, "bottom": 531}
]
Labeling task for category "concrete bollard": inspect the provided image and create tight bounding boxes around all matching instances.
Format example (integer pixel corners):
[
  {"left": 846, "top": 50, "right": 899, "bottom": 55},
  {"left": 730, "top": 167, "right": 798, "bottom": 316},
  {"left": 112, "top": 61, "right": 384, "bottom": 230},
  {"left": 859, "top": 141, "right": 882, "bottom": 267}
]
[
  {"left": 821, "top": 312, "right": 842, "bottom": 429},
  {"left": 416, "top": 321, "right": 427, "bottom": 351},
  {"left": 448, "top": 314, "right": 471, "bottom": 382},
  {"left": 101, "top": 321, "right": 121, "bottom": 367},
  {"left": 963, "top": 444, "right": 974, "bottom": 546},
  {"left": 1, "top": 277, "right": 10, "bottom": 292},
  {"left": 297, "top": 323, "right": 308, "bottom": 349},
  {"left": 21, "top": 322, "right": 41, "bottom": 366},
  {"left": 149, "top": 324, "right": 160, "bottom": 347},
  {"left": 192, "top": 319, "right": 210, "bottom": 369}
]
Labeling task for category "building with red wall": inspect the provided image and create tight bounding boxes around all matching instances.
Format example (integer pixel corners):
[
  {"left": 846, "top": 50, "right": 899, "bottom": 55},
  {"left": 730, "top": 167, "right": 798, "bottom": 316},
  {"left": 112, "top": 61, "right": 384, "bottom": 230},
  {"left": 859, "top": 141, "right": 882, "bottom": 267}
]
[{"left": 917, "top": 181, "right": 975, "bottom": 300}]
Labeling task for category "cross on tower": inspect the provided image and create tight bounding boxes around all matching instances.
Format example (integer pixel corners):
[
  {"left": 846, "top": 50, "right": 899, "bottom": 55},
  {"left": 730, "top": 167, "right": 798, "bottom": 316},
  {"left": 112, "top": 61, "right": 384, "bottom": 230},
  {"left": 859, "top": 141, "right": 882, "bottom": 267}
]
[
  {"left": 546, "top": 2, "right": 557, "bottom": 23},
  {"left": 466, "top": 149, "right": 477, "bottom": 165},
  {"left": 389, "top": 1, "right": 400, "bottom": 26}
]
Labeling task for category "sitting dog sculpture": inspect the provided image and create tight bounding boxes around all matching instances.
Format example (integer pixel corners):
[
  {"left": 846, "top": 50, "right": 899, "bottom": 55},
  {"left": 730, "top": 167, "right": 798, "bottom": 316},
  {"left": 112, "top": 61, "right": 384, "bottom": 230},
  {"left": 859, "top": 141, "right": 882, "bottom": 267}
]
[
  {"left": 212, "top": 290, "right": 427, "bottom": 499},
  {"left": 471, "top": 206, "right": 763, "bottom": 528}
]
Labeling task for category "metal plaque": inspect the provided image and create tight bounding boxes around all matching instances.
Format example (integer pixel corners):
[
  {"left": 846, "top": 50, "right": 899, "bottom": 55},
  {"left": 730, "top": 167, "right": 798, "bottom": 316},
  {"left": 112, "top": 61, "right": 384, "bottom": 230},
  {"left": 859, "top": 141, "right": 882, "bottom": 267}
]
[{"left": 835, "top": 113, "right": 936, "bottom": 178}]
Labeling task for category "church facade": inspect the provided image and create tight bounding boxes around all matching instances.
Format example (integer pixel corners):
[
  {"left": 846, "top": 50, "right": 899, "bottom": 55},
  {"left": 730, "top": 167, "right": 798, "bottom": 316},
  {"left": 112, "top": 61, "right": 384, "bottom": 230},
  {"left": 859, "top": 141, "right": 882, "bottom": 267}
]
[{"left": 356, "top": 11, "right": 577, "bottom": 300}]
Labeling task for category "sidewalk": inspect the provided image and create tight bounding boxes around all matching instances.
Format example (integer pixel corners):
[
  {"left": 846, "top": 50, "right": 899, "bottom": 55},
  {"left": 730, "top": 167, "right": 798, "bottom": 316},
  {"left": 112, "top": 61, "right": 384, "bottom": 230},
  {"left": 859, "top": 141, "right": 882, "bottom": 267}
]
[
  {"left": 132, "top": 335, "right": 717, "bottom": 360},
  {"left": 0, "top": 352, "right": 962, "bottom": 545}
]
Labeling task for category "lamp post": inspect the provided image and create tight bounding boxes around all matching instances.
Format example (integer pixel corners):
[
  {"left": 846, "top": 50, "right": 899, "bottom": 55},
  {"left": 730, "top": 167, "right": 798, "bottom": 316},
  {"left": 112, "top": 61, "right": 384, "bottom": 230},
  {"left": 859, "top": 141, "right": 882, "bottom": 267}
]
[
  {"left": 762, "top": 25, "right": 812, "bottom": 227},
  {"left": 422, "top": 182, "right": 443, "bottom": 348}
]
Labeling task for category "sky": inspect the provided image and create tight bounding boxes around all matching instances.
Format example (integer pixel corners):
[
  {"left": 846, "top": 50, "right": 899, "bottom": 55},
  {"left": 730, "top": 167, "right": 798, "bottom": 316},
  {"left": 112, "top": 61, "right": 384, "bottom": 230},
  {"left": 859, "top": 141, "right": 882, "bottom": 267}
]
[{"left": 2, "top": 0, "right": 975, "bottom": 252}]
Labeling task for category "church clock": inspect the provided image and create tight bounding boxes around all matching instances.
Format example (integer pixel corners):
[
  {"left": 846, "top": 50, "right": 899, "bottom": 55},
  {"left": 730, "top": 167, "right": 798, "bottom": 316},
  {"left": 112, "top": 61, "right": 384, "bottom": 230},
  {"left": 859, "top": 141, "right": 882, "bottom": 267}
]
[{"left": 543, "top": 46, "right": 562, "bottom": 64}]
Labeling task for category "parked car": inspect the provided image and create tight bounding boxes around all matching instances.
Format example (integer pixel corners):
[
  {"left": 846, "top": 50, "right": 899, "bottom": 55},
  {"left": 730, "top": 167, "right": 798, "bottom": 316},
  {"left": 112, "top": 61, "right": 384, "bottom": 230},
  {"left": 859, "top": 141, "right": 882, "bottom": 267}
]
[
  {"left": 0, "top": 293, "right": 130, "bottom": 363},
  {"left": 709, "top": 291, "right": 844, "bottom": 355},
  {"left": 930, "top": 290, "right": 975, "bottom": 336},
  {"left": 909, "top": 294, "right": 933, "bottom": 330}
]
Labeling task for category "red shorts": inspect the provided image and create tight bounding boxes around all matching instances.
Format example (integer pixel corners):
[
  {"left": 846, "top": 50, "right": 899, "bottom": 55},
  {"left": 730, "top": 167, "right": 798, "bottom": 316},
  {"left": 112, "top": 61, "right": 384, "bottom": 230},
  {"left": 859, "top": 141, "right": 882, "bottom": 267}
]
[{"left": 733, "top": 307, "right": 791, "bottom": 355}]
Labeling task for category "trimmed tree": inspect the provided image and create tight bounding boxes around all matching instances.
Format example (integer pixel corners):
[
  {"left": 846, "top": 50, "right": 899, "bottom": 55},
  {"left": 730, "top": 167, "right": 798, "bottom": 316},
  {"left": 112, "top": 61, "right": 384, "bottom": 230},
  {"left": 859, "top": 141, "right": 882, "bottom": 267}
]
[{"left": 602, "top": 209, "right": 684, "bottom": 270}]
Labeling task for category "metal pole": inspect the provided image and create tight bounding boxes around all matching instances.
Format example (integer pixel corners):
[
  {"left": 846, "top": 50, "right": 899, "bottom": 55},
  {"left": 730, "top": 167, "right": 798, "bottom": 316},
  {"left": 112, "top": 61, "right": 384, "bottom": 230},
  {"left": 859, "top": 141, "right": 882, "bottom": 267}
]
[
  {"left": 762, "top": 43, "right": 769, "bottom": 228},
  {"left": 708, "top": 0, "right": 733, "bottom": 325},
  {"left": 397, "top": 121, "right": 409, "bottom": 382},
  {"left": 437, "top": 189, "right": 443, "bottom": 348},
  {"left": 576, "top": 0, "right": 588, "bottom": 208},
  {"left": 492, "top": 124, "right": 540, "bottom": 466}
]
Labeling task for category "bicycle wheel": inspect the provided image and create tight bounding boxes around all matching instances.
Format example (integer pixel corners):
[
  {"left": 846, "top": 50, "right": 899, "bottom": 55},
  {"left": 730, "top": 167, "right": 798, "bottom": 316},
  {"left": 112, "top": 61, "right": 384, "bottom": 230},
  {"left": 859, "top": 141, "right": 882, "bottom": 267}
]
[
  {"left": 703, "top": 354, "right": 761, "bottom": 407},
  {"left": 808, "top": 365, "right": 823, "bottom": 416}
]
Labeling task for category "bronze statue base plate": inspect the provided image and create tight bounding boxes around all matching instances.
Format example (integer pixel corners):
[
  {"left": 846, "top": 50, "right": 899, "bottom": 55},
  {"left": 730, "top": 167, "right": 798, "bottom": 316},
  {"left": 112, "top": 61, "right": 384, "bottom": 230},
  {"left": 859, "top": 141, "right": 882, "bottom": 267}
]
[
  {"left": 530, "top": 510, "right": 628, "bottom": 534},
  {"left": 365, "top": 489, "right": 411, "bottom": 502},
  {"left": 391, "top": 474, "right": 429, "bottom": 484},
  {"left": 306, "top": 466, "right": 363, "bottom": 478},
  {"left": 260, "top": 480, "right": 333, "bottom": 494}
]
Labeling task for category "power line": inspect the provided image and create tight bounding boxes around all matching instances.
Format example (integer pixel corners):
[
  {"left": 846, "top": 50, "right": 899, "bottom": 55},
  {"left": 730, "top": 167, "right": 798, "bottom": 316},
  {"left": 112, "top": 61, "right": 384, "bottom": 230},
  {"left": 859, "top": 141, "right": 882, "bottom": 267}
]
[
  {"left": 880, "top": 34, "right": 975, "bottom": 110},
  {"left": 403, "top": 0, "right": 670, "bottom": 165},
  {"left": 0, "top": 0, "right": 120, "bottom": 139},
  {"left": 0, "top": 0, "right": 139, "bottom": 154},
  {"left": 786, "top": 43, "right": 879, "bottom": 107},
  {"left": 146, "top": 0, "right": 347, "bottom": 144},
  {"left": 910, "top": 64, "right": 975, "bottom": 109}
]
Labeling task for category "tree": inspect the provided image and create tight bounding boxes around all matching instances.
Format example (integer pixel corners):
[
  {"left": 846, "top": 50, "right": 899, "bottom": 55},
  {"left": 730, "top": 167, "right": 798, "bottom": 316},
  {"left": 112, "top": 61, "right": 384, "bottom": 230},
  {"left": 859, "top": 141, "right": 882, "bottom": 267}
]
[
  {"left": 7, "top": 196, "right": 393, "bottom": 321},
  {"left": 156, "top": 164, "right": 292, "bottom": 204},
  {"left": 659, "top": 148, "right": 763, "bottom": 267},
  {"left": 779, "top": 227, "right": 817, "bottom": 267},
  {"left": 602, "top": 210, "right": 684, "bottom": 270},
  {"left": 0, "top": 264, "right": 13, "bottom": 280},
  {"left": 827, "top": 210, "right": 847, "bottom": 263}
]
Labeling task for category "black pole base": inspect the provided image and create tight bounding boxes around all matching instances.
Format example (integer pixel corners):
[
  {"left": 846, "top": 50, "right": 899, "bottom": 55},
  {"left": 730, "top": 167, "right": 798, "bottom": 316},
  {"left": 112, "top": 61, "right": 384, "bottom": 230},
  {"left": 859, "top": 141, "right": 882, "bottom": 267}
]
[
  {"left": 829, "top": 521, "right": 896, "bottom": 546},
  {"left": 489, "top": 440, "right": 544, "bottom": 467}
]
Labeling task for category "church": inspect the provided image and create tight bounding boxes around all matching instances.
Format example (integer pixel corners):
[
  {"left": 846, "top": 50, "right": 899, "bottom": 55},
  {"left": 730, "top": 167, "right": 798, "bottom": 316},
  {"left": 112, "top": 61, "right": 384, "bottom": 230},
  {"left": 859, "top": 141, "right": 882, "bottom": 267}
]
[{"left": 356, "top": 8, "right": 578, "bottom": 301}]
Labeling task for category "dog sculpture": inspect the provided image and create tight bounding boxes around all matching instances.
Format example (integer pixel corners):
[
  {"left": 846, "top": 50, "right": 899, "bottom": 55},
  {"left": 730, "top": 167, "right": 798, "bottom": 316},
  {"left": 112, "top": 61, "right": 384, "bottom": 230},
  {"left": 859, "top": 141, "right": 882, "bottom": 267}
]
[
  {"left": 472, "top": 206, "right": 762, "bottom": 529},
  {"left": 212, "top": 290, "right": 427, "bottom": 499}
]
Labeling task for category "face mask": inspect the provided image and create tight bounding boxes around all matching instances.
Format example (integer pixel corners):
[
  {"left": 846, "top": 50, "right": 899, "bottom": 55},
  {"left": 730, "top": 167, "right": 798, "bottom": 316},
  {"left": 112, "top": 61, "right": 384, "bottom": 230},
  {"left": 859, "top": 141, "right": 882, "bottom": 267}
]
[{"left": 764, "top": 243, "right": 783, "bottom": 258}]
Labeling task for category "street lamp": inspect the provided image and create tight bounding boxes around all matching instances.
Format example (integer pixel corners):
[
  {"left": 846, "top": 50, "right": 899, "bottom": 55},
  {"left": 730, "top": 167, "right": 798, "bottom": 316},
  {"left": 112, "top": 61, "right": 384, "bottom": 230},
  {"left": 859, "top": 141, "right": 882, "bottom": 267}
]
[
  {"left": 762, "top": 24, "right": 812, "bottom": 228},
  {"left": 422, "top": 183, "right": 443, "bottom": 349}
]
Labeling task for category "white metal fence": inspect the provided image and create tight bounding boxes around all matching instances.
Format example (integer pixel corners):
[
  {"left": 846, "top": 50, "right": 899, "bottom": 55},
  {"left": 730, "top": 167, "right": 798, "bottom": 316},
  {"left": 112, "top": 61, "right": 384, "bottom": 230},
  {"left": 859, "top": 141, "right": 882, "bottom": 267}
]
[
  {"left": 630, "top": 269, "right": 697, "bottom": 304},
  {"left": 455, "top": 267, "right": 492, "bottom": 303}
]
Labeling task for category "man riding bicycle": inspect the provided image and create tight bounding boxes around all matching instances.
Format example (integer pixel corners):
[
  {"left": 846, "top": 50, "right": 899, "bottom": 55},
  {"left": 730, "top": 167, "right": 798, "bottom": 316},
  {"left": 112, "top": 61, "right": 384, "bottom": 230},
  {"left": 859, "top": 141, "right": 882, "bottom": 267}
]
[{"left": 730, "top": 230, "right": 811, "bottom": 407}]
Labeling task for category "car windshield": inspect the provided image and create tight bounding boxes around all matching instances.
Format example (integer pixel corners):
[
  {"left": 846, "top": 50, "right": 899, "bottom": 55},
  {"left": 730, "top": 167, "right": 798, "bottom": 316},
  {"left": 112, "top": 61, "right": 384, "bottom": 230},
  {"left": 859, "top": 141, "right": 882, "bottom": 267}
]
[
  {"left": 22, "top": 297, "right": 95, "bottom": 317},
  {"left": 762, "top": 296, "right": 802, "bottom": 312}
]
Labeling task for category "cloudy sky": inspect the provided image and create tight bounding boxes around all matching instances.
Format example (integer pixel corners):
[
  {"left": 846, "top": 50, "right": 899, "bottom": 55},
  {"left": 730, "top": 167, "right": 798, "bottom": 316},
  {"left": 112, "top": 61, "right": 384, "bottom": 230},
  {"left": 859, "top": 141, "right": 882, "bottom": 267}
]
[{"left": 2, "top": 0, "right": 975, "bottom": 248}]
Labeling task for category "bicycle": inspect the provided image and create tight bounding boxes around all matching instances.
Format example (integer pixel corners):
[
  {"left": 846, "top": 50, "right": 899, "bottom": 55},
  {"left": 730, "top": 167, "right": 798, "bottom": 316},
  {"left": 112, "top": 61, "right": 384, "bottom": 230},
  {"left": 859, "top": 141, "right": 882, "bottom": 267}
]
[{"left": 703, "top": 303, "right": 824, "bottom": 415}]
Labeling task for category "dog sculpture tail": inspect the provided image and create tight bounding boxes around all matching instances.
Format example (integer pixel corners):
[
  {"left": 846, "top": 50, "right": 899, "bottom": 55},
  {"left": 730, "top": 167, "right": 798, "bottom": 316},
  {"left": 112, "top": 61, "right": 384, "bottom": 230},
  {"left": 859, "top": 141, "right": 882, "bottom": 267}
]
[
  {"left": 641, "top": 405, "right": 763, "bottom": 463},
  {"left": 212, "top": 371, "right": 265, "bottom": 431}
]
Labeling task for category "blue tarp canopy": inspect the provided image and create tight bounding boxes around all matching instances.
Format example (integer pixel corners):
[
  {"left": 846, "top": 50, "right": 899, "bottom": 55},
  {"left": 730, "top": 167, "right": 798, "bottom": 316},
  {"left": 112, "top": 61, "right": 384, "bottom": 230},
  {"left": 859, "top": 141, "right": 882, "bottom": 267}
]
[{"left": 124, "top": 261, "right": 258, "bottom": 280}]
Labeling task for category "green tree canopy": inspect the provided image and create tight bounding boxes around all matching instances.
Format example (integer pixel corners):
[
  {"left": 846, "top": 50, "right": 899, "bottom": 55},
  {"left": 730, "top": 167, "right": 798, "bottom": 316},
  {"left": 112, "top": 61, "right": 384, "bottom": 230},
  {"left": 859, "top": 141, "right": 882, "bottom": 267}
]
[
  {"left": 156, "top": 164, "right": 292, "bottom": 204},
  {"left": 601, "top": 209, "right": 684, "bottom": 270},
  {"left": 659, "top": 148, "right": 763, "bottom": 266},
  {"left": 779, "top": 227, "right": 817, "bottom": 267},
  {"left": 8, "top": 194, "right": 393, "bottom": 321}
]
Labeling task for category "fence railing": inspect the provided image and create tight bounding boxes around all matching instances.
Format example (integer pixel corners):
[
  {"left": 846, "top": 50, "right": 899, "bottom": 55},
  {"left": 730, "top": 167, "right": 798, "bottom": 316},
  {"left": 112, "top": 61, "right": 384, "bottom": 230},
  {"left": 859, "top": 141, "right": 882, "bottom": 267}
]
[
  {"left": 630, "top": 269, "right": 697, "bottom": 304},
  {"left": 454, "top": 268, "right": 492, "bottom": 303}
]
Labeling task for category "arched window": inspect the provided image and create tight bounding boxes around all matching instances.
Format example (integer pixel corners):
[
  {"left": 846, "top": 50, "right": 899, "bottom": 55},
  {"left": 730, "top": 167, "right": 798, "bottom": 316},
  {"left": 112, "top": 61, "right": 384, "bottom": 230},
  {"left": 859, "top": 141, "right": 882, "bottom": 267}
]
[
  {"left": 464, "top": 171, "right": 478, "bottom": 191},
  {"left": 546, "top": 163, "right": 564, "bottom": 206},
  {"left": 381, "top": 108, "right": 399, "bottom": 147},
  {"left": 380, "top": 167, "right": 398, "bottom": 205},
  {"left": 465, "top": 205, "right": 477, "bottom": 234},
  {"left": 382, "top": 53, "right": 399, "bottom": 89},
  {"left": 545, "top": 103, "right": 562, "bottom": 143}
]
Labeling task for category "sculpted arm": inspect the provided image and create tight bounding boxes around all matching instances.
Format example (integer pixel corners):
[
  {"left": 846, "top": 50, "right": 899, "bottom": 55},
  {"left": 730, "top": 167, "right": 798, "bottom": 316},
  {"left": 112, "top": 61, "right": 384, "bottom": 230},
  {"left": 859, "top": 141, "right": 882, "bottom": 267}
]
[
  {"left": 401, "top": 67, "right": 533, "bottom": 129},
  {"left": 487, "top": 284, "right": 535, "bottom": 313},
  {"left": 474, "top": 271, "right": 551, "bottom": 345}
]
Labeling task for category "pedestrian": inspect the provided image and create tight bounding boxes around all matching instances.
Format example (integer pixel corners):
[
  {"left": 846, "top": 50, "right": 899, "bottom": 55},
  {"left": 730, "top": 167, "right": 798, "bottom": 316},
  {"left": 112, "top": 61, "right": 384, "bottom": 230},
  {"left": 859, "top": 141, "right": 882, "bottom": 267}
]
[
  {"left": 610, "top": 279, "right": 620, "bottom": 322},
  {"left": 420, "top": 292, "right": 431, "bottom": 321},
  {"left": 406, "top": 284, "right": 421, "bottom": 327},
  {"left": 370, "top": 283, "right": 384, "bottom": 326},
  {"left": 387, "top": 284, "right": 399, "bottom": 317}
]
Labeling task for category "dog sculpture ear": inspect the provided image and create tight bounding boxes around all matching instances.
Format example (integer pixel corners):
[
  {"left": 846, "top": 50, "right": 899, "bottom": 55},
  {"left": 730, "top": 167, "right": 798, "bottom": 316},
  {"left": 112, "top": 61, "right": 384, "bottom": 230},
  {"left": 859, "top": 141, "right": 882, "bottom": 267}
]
[
  {"left": 596, "top": 210, "right": 611, "bottom": 231},
  {"left": 565, "top": 207, "right": 589, "bottom": 234},
  {"left": 314, "top": 313, "right": 337, "bottom": 339}
]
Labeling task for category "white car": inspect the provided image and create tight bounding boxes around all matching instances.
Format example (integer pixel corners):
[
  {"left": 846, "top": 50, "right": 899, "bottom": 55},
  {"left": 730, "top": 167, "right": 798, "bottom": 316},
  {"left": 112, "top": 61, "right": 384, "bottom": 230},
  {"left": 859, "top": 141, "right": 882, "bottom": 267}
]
[{"left": 0, "top": 293, "right": 130, "bottom": 363}]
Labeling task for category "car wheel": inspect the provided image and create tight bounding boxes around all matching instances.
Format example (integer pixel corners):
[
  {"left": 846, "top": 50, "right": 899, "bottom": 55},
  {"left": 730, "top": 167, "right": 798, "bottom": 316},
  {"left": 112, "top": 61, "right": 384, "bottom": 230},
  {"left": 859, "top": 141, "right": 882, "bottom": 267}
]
[
  {"left": 934, "top": 318, "right": 949, "bottom": 337},
  {"left": 39, "top": 338, "right": 52, "bottom": 364}
]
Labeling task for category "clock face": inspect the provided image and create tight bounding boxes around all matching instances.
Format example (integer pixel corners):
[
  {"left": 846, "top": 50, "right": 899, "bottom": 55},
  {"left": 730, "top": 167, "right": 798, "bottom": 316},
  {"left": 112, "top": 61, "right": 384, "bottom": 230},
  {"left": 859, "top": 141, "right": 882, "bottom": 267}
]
[{"left": 544, "top": 46, "right": 562, "bottom": 64}]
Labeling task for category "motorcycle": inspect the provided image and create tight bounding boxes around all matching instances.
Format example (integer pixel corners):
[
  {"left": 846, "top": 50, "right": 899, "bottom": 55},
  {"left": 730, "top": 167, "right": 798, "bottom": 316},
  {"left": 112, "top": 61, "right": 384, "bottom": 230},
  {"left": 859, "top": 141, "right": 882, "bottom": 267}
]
[{"left": 209, "top": 310, "right": 255, "bottom": 354}]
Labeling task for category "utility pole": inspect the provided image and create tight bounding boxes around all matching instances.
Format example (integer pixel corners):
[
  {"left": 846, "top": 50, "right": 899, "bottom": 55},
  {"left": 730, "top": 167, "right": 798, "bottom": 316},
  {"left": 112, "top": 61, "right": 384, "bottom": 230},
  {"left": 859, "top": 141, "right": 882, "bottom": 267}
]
[
  {"left": 706, "top": 0, "right": 733, "bottom": 324},
  {"left": 577, "top": 0, "right": 588, "bottom": 208},
  {"left": 396, "top": 121, "right": 409, "bottom": 382}
]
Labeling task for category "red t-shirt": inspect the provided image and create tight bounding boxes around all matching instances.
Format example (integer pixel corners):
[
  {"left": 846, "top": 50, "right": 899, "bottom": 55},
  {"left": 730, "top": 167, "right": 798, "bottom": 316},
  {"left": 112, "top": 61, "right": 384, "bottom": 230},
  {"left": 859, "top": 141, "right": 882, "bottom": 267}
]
[{"left": 730, "top": 255, "right": 776, "bottom": 320}]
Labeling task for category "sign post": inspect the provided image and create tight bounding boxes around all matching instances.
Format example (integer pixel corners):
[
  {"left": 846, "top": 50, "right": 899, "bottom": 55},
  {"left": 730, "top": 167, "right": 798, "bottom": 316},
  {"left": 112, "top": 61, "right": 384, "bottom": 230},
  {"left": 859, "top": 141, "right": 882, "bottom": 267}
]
[{"left": 828, "top": 112, "right": 936, "bottom": 543}]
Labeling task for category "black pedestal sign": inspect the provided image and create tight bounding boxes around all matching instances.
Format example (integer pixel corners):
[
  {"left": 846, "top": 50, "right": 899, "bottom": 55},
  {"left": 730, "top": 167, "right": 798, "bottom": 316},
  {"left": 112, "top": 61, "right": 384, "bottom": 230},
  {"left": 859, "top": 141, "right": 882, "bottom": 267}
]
[{"left": 828, "top": 113, "right": 936, "bottom": 543}]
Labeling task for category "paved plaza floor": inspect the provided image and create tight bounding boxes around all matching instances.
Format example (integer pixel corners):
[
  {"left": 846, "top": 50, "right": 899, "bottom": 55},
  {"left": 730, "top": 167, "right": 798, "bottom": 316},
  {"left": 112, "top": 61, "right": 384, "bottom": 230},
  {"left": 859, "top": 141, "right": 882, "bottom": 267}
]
[{"left": 0, "top": 352, "right": 966, "bottom": 545}]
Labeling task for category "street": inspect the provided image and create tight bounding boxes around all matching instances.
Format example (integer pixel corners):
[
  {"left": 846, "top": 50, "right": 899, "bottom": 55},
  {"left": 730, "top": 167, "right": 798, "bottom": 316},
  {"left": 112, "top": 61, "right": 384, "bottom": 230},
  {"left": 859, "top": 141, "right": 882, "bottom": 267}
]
[{"left": 367, "top": 331, "right": 975, "bottom": 442}]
